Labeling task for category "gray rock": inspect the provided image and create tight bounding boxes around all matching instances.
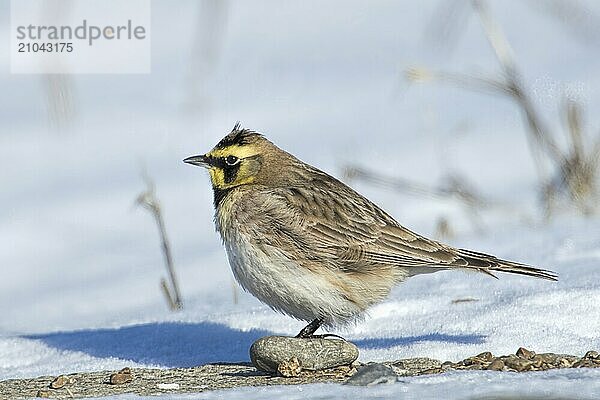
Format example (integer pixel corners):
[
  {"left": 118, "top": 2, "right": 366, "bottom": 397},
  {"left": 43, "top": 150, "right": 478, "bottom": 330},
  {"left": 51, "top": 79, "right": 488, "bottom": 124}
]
[
  {"left": 516, "top": 347, "right": 535, "bottom": 359},
  {"left": 537, "top": 353, "right": 559, "bottom": 364},
  {"left": 475, "top": 351, "right": 494, "bottom": 362},
  {"left": 486, "top": 359, "right": 505, "bottom": 371},
  {"left": 507, "top": 357, "right": 534, "bottom": 372},
  {"left": 531, "top": 354, "right": 544, "bottom": 368},
  {"left": 345, "top": 363, "right": 397, "bottom": 386},
  {"left": 250, "top": 336, "right": 359, "bottom": 373}
]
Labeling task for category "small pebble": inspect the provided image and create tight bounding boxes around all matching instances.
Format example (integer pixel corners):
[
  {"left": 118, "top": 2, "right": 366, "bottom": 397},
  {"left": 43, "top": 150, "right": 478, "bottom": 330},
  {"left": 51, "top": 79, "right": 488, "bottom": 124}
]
[
  {"left": 558, "top": 357, "right": 573, "bottom": 368},
  {"left": 516, "top": 347, "right": 535, "bottom": 359},
  {"left": 572, "top": 359, "right": 594, "bottom": 368},
  {"left": 467, "top": 363, "right": 483, "bottom": 370},
  {"left": 110, "top": 367, "right": 133, "bottom": 385},
  {"left": 440, "top": 361, "right": 454, "bottom": 371},
  {"left": 278, "top": 357, "right": 302, "bottom": 377},
  {"left": 36, "top": 390, "right": 51, "bottom": 398},
  {"left": 475, "top": 352, "right": 493, "bottom": 362},
  {"left": 504, "top": 357, "right": 533, "bottom": 372},
  {"left": 462, "top": 358, "right": 475, "bottom": 366},
  {"left": 584, "top": 351, "right": 599, "bottom": 360},
  {"left": 49, "top": 375, "right": 69, "bottom": 389},
  {"left": 538, "top": 353, "right": 559, "bottom": 364},
  {"left": 486, "top": 359, "right": 505, "bottom": 371},
  {"left": 531, "top": 355, "right": 544, "bottom": 368}
]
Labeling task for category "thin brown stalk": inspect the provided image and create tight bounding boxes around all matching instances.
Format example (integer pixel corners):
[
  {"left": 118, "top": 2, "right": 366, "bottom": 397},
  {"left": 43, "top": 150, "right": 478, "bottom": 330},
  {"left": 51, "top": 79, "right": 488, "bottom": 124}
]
[
  {"left": 160, "top": 278, "right": 178, "bottom": 310},
  {"left": 473, "top": 0, "right": 565, "bottom": 166},
  {"left": 136, "top": 177, "right": 183, "bottom": 310},
  {"left": 410, "top": 0, "right": 600, "bottom": 217}
]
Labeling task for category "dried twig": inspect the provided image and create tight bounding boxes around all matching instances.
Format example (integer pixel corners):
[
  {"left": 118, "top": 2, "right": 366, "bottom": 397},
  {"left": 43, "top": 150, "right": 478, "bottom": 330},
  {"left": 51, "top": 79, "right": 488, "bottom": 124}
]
[
  {"left": 407, "top": 0, "right": 600, "bottom": 217},
  {"left": 160, "top": 278, "right": 179, "bottom": 310},
  {"left": 405, "top": 68, "right": 511, "bottom": 96},
  {"left": 544, "top": 99, "right": 600, "bottom": 215},
  {"left": 473, "top": 0, "right": 565, "bottom": 166},
  {"left": 136, "top": 175, "right": 183, "bottom": 310}
]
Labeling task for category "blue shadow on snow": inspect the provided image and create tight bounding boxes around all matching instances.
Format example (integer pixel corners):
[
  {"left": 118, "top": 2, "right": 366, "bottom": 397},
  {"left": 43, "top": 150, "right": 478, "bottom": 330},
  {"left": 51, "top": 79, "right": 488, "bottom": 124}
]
[
  {"left": 26, "top": 321, "right": 271, "bottom": 368},
  {"left": 353, "top": 333, "right": 485, "bottom": 349},
  {"left": 26, "top": 322, "right": 486, "bottom": 368}
]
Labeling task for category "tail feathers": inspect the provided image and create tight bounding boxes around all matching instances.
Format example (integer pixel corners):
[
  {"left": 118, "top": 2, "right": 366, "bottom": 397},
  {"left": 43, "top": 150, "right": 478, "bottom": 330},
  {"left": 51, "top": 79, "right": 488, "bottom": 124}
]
[{"left": 456, "top": 248, "right": 558, "bottom": 281}]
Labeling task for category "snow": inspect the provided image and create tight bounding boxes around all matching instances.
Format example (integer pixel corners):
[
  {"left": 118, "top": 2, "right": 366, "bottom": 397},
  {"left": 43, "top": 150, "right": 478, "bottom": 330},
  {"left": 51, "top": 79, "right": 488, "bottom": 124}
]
[{"left": 1, "top": 0, "right": 600, "bottom": 398}]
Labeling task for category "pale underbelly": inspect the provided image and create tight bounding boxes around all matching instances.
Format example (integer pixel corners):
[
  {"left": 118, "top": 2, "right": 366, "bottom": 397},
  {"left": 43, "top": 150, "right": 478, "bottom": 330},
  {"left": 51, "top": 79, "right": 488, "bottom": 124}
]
[{"left": 223, "top": 237, "right": 363, "bottom": 326}]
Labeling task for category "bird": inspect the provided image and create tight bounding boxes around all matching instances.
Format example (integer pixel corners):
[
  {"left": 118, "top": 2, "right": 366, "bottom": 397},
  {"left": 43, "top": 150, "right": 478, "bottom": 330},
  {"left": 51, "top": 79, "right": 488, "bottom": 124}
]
[{"left": 183, "top": 123, "right": 557, "bottom": 338}]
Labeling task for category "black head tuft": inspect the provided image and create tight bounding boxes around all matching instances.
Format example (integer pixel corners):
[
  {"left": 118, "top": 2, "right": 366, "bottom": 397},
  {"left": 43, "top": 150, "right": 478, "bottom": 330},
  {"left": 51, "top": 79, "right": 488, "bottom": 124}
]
[{"left": 214, "top": 122, "right": 264, "bottom": 149}]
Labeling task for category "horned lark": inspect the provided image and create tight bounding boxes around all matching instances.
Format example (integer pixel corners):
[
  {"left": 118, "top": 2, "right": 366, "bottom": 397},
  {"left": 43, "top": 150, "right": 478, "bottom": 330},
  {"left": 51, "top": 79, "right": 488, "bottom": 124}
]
[{"left": 184, "top": 123, "right": 557, "bottom": 338}]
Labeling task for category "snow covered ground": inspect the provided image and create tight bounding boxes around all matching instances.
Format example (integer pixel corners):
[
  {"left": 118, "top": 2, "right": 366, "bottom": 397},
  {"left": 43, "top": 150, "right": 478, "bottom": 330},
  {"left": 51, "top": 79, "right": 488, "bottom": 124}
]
[{"left": 1, "top": 0, "right": 600, "bottom": 398}]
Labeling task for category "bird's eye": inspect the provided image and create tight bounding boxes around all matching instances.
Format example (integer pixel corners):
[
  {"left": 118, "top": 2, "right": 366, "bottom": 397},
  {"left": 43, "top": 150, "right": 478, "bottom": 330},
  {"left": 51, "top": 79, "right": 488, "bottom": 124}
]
[{"left": 225, "top": 155, "right": 239, "bottom": 165}]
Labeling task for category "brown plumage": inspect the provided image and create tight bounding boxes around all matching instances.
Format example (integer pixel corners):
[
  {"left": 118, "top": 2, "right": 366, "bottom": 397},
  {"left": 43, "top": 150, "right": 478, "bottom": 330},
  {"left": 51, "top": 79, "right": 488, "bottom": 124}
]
[{"left": 184, "top": 124, "right": 557, "bottom": 337}]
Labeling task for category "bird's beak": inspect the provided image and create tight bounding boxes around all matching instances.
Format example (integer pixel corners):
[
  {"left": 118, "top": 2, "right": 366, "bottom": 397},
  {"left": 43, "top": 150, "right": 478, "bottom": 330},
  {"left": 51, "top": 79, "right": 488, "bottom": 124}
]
[{"left": 183, "top": 154, "right": 211, "bottom": 168}]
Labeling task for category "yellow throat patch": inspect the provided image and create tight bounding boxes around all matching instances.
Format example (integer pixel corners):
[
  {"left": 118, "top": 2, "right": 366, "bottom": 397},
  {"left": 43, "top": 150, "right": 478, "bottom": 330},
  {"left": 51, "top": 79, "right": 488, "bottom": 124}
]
[{"left": 206, "top": 144, "right": 261, "bottom": 189}]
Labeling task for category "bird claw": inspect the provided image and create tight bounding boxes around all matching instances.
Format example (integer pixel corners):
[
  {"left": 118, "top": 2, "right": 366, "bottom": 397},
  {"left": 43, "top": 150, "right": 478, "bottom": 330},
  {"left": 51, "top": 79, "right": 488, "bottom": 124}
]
[{"left": 300, "top": 333, "right": 347, "bottom": 341}]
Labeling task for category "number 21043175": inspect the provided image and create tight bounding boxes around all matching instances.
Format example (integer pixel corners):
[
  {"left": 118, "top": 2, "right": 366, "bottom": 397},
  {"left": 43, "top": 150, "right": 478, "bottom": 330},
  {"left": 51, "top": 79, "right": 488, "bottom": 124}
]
[{"left": 18, "top": 42, "right": 73, "bottom": 52}]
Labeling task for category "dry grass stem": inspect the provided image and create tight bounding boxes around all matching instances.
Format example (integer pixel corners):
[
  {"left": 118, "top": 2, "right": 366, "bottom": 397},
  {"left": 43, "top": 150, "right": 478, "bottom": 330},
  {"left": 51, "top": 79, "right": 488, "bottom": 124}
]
[
  {"left": 406, "top": 0, "right": 600, "bottom": 217},
  {"left": 136, "top": 176, "right": 183, "bottom": 310}
]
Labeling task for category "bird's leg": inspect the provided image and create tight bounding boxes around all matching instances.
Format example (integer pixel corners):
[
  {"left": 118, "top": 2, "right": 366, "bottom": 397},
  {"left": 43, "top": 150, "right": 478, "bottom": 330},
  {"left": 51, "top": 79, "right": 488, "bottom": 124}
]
[
  {"left": 295, "top": 318, "right": 324, "bottom": 338},
  {"left": 294, "top": 318, "right": 347, "bottom": 340}
]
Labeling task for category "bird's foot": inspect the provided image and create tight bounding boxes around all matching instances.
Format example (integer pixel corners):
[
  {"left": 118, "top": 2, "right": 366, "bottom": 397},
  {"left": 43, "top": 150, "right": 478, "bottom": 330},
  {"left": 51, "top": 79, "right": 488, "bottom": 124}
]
[
  {"left": 295, "top": 318, "right": 323, "bottom": 338},
  {"left": 294, "top": 318, "right": 346, "bottom": 340},
  {"left": 300, "top": 333, "right": 347, "bottom": 341}
]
